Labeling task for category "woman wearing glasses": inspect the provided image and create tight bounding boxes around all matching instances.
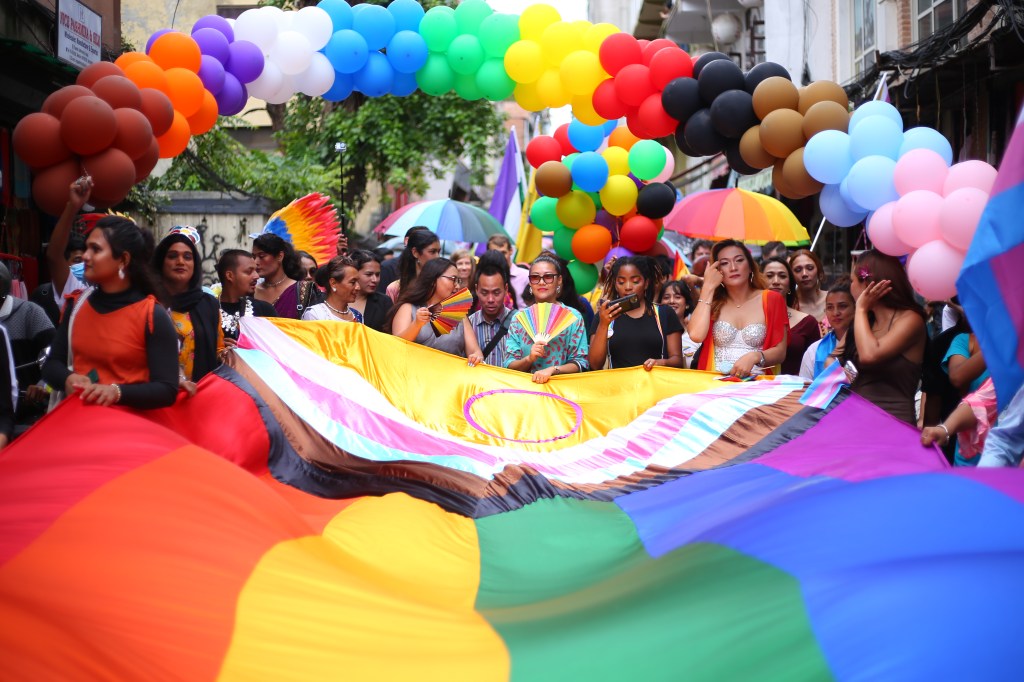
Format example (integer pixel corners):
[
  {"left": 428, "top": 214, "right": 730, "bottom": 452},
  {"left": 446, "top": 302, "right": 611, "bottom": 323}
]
[
  {"left": 504, "top": 255, "right": 590, "bottom": 384},
  {"left": 384, "top": 258, "right": 466, "bottom": 356}
]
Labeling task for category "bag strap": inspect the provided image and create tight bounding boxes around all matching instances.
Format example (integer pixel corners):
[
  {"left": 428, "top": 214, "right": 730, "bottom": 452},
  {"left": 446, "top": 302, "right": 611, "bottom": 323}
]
[{"left": 481, "top": 310, "right": 513, "bottom": 358}]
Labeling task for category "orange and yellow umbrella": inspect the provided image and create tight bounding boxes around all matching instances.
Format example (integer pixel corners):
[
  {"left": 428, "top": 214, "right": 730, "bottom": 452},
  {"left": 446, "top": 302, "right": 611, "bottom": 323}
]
[{"left": 662, "top": 188, "right": 810, "bottom": 245}]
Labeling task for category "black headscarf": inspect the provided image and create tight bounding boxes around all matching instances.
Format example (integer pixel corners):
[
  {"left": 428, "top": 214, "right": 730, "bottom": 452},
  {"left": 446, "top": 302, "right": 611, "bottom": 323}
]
[{"left": 153, "top": 233, "right": 220, "bottom": 381}]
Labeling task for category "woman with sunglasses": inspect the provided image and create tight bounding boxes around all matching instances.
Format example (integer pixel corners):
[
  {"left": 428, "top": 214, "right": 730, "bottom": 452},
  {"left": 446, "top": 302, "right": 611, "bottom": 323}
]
[
  {"left": 384, "top": 258, "right": 466, "bottom": 356},
  {"left": 504, "top": 255, "right": 590, "bottom": 384}
]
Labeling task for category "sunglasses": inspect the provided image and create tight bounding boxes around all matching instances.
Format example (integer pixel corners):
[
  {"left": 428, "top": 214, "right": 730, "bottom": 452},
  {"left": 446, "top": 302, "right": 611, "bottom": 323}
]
[{"left": 528, "top": 273, "right": 559, "bottom": 284}]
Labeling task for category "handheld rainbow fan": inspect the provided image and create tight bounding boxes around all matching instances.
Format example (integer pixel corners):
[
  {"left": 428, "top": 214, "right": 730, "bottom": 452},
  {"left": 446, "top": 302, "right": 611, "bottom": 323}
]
[
  {"left": 252, "top": 193, "right": 340, "bottom": 266},
  {"left": 514, "top": 303, "right": 577, "bottom": 343},
  {"left": 429, "top": 288, "right": 473, "bottom": 335}
]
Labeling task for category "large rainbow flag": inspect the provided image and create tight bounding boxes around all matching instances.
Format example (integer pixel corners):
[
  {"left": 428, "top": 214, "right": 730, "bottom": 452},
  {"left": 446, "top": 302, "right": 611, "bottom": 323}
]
[{"left": 2, "top": 319, "right": 1023, "bottom": 680}]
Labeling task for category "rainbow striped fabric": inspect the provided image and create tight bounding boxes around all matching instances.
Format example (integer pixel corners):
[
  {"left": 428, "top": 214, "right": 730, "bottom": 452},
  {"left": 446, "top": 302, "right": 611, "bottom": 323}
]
[{"left": 2, "top": 318, "right": 1023, "bottom": 680}]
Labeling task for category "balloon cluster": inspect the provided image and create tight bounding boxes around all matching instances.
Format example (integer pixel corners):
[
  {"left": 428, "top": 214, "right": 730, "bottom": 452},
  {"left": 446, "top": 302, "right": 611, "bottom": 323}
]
[{"left": 12, "top": 62, "right": 172, "bottom": 214}]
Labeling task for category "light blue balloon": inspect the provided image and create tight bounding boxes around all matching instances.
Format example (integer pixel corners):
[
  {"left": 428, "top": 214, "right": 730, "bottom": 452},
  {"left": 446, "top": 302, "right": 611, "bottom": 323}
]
[
  {"left": 568, "top": 119, "right": 605, "bottom": 153},
  {"left": 353, "top": 51, "right": 394, "bottom": 97},
  {"left": 390, "top": 70, "right": 419, "bottom": 97},
  {"left": 849, "top": 100, "right": 903, "bottom": 134},
  {"left": 325, "top": 29, "right": 368, "bottom": 75},
  {"left": 846, "top": 155, "right": 899, "bottom": 211},
  {"left": 602, "top": 120, "right": 619, "bottom": 136},
  {"left": 386, "top": 31, "right": 427, "bottom": 74},
  {"left": 803, "top": 130, "right": 852, "bottom": 185},
  {"left": 850, "top": 116, "right": 904, "bottom": 161},
  {"left": 839, "top": 177, "right": 855, "bottom": 207},
  {"left": 318, "top": 0, "right": 353, "bottom": 31},
  {"left": 387, "top": 0, "right": 424, "bottom": 33},
  {"left": 571, "top": 152, "right": 610, "bottom": 193},
  {"left": 899, "top": 127, "right": 954, "bottom": 165},
  {"left": 820, "top": 183, "right": 867, "bottom": 227},
  {"left": 352, "top": 4, "right": 395, "bottom": 51},
  {"left": 322, "top": 70, "right": 353, "bottom": 101}
]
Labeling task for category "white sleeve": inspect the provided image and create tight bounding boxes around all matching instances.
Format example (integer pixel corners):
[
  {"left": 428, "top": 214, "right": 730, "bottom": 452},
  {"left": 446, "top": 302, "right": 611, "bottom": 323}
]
[
  {"left": 53, "top": 274, "right": 87, "bottom": 310},
  {"left": 941, "top": 305, "right": 960, "bottom": 332},
  {"left": 799, "top": 340, "right": 819, "bottom": 379}
]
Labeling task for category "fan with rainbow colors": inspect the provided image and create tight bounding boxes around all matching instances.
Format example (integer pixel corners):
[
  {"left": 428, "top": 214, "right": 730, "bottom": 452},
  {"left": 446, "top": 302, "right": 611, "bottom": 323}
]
[
  {"left": 428, "top": 288, "right": 473, "bottom": 335},
  {"left": 513, "top": 303, "right": 578, "bottom": 344},
  {"left": 251, "top": 193, "right": 340, "bottom": 267}
]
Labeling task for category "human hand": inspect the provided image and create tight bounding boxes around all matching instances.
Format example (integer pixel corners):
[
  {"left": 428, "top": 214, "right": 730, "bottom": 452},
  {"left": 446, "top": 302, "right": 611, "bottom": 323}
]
[
  {"left": 643, "top": 358, "right": 659, "bottom": 371},
  {"left": 467, "top": 351, "right": 484, "bottom": 367},
  {"left": 598, "top": 300, "right": 622, "bottom": 326},
  {"left": 65, "top": 373, "right": 91, "bottom": 395},
  {"left": 336, "top": 233, "right": 349, "bottom": 255},
  {"left": 79, "top": 383, "right": 120, "bottom": 406},
  {"left": 603, "top": 257, "right": 617, "bottom": 275},
  {"left": 527, "top": 342, "right": 547, "bottom": 362},
  {"left": 415, "top": 306, "right": 433, "bottom": 326},
  {"left": 26, "top": 384, "right": 49, "bottom": 403},
  {"left": 729, "top": 351, "right": 760, "bottom": 378},
  {"left": 857, "top": 279, "right": 892, "bottom": 313},
  {"left": 683, "top": 274, "right": 704, "bottom": 289},
  {"left": 179, "top": 379, "right": 198, "bottom": 398},
  {"left": 921, "top": 425, "right": 949, "bottom": 447},
  {"left": 69, "top": 175, "right": 93, "bottom": 210},
  {"left": 702, "top": 261, "right": 724, "bottom": 290},
  {"left": 532, "top": 367, "right": 556, "bottom": 384}
]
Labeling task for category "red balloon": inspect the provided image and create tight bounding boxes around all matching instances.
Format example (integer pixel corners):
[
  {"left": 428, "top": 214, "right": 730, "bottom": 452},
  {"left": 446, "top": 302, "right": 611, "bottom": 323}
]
[
  {"left": 553, "top": 123, "right": 577, "bottom": 157},
  {"left": 525, "top": 135, "right": 563, "bottom": 169},
  {"left": 133, "top": 138, "right": 160, "bottom": 184},
  {"left": 599, "top": 33, "right": 642, "bottom": 77},
  {"left": 625, "top": 107, "right": 655, "bottom": 140},
  {"left": 641, "top": 38, "right": 677, "bottom": 66},
  {"left": 76, "top": 61, "right": 125, "bottom": 89},
  {"left": 592, "top": 78, "right": 629, "bottom": 121},
  {"left": 614, "top": 64, "right": 655, "bottom": 107},
  {"left": 641, "top": 239, "right": 670, "bottom": 258},
  {"left": 636, "top": 94, "right": 678, "bottom": 138},
  {"left": 60, "top": 96, "right": 117, "bottom": 156},
  {"left": 648, "top": 48, "right": 693, "bottom": 90},
  {"left": 31, "top": 159, "right": 82, "bottom": 216},
  {"left": 619, "top": 215, "right": 658, "bottom": 252},
  {"left": 13, "top": 113, "right": 72, "bottom": 169},
  {"left": 42, "top": 85, "right": 94, "bottom": 118},
  {"left": 82, "top": 148, "right": 136, "bottom": 206},
  {"left": 91, "top": 76, "right": 143, "bottom": 111},
  {"left": 112, "top": 108, "right": 155, "bottom": 160},
  {"left": 139, "top": 88, "right": 175, "bottom": 137}
]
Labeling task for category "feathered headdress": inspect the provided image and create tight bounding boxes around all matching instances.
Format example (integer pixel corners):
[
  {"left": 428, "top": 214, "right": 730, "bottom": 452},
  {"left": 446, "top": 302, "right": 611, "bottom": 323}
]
[{"left": 252, "top": 193, "right": 340, "bottom": 266}]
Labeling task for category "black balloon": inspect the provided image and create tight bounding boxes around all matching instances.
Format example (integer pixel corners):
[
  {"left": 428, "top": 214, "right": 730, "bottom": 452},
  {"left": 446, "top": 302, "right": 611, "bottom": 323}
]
[
  {"left": 674, "top": 123, "right": 701, "bottom": 157},
  {"left": 636, "top": 182, "right": 677, "bottom": 219},
  {"left": 724, "top": 140, "right": 760, "bottom": 175},
  {"left": 683, "top": 108, "right": 728, "bottom": 157},
  {"left": 744, "top": 61, "right": 791, "bottom": 94},
  {"left": 697, "top": 59, "right": 745, "bottom": 105},
  {"left": 661, "top": 77, "right": 701, "bottom": 124},
  {"left": 692, "top": 51, "right": 731, "bottom": 80},
  {"left": 709, "top": 89, "right": 758, "bottom": 138}
]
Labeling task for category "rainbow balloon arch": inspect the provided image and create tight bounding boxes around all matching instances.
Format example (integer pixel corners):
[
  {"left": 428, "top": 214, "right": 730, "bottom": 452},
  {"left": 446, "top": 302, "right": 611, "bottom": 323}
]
[{"left": 12, "top": 0, "right": 1000, "bottom": 299}]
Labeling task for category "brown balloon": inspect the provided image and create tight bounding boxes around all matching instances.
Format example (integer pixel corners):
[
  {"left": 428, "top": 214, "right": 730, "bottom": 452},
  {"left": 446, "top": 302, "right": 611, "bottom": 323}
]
[
  {"left": 801, "top": 100, "right": 850, "bottom": 139},
  {"left": 759, "top": 109, "right": 805, "bottom": 159},
  {"left": 76, "top": 61, "right": 125, "bottom": 89},
  {"left": 752, "top": 76, "right": 799, "bottom": 120},
  {"left": 82, "top": 148, "right": 137, "bottom": 206},
  {"left": 42, "top": 85, "right": 95, "bottom": 119},
  {"left": 32, "top": 159, "right": 82, "bottom": 216},
  {"left": 13, "top": 113, "right": 72, "bottom": 169},
  {"left": 738, "top": 125, "right": 775, "bottom": 170},
  {"left": 133, "top": 138, "right": 161, "bottom": 184},
  {"left": 139, "top": 88, "right": 175, "bottom": 137},
  {"left": 91, "top": 75, "right": 143, "bottom": 111},
  {"left": 535, "top": 160, "right": 573, "bottom": 198},
  {"left": 772, "top": 159, "right": 809, "bottom": 200},
  {"left": 798, "top": 80, "right": 849, "bottom": 115},
  {"left": 781, "top": 148, "right": 824, "bottom": 197},
  {"left": 112, "top": 108, "right": 155, "bottom": 160},
  {"left": 61, "top": 96, "right": 117, "bottom": 156}
]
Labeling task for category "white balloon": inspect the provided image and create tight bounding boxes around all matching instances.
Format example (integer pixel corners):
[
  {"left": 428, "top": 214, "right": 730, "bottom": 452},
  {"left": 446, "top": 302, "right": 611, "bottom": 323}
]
[
  {"left": 292, "top": 7, "right": 334, "bottom": 51},
  {"left": 274, "top": 7, "right": 295, "bottom": 31},
  {"left": 271, "top": 30, "right": 313, "bottom": 76},
  {"left": 234, "top": 9, "right": 278, "bottom": 51},
  {"left": 294, "top": 53, "right": 335, "bottom": 97},
  {"left": 246, "top": 61, "right": 284, "bottom": 100},
  {"left": 264, "top": 75, "right": 297, "bottom": 105}
]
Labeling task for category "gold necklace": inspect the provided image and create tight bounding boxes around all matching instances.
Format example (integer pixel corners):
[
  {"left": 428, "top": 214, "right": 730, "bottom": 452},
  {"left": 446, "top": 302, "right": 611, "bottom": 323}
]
[{"left": 262, "top": 275, "right": 286, "bottom": 288}]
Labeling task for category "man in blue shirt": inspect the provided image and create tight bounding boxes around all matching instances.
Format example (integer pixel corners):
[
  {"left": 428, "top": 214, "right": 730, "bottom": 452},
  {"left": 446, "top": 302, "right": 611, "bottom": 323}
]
[
  {"left": 464, "top": 260, "right": 513, "bottom": 367},
  {"left": 979, "top": 384, "right": 1024, "bottom": 467}
]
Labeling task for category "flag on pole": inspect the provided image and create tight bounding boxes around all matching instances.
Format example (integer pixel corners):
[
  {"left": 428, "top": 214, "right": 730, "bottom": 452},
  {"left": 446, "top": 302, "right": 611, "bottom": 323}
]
[
  {"left": 514, "top": 172, "right": 543, "bottom": 264},
  {"left": 956, "top": 105, "right": 1024, "bottom": 409},
  {"left": 874, "top": 72, "right": 891, "bottom": 102},
  {"left": 672, "top": 252, "right": 690, "bottom": 280},
  {"left": 799, "top": 360, "right": 850, "bottom": 409},
  {"left": 488, "top": 128, "right": 527, "bottom": 244}
]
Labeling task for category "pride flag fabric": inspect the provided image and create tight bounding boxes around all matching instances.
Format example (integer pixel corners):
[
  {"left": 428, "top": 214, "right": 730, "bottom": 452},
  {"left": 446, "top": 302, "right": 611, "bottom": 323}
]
[{"left": 2, "top": 318, "right": 1024, "bottom": 680}]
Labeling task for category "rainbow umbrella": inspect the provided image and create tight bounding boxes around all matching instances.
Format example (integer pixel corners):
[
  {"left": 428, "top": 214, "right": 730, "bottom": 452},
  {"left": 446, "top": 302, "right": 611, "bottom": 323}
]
[
  {"left": 662, "top": 188, "right": 810, "bottom": 245},
  {"left": 375, "top": 199, "right": 509, "bottom": 243}
]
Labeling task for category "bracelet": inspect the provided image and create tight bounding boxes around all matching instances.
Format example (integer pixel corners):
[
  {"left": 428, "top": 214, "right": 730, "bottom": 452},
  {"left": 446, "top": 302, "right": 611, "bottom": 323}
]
[
  {"left": 757, "top": 350, "right": 766, "bottom": 367},
  {"left": 698, "top": 299, "right": 711, "bottom": 306},
  {"left": 552, "top": 366, "right": 561, "bottom": 375},
  {"left": 111, "top": 383, "right": 122, "bottom": 404},
  {"left": 937, "top": 423, "right": 950, "bottom": 444}
]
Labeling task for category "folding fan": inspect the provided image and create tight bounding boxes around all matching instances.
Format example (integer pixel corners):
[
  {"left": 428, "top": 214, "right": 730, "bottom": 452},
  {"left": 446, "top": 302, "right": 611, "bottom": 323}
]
[
  {"left": 429, "top": 288, "right": 473, "bottom": 335},
  {"left": 513, "top": 302, "right": 577, "bottom": 343}
]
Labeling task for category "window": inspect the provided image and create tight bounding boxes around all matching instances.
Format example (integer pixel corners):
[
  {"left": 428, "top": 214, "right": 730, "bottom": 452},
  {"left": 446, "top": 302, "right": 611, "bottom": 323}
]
[
  {"left": 853, "top": 0, "right": 876, "bottom": 76},
  {"left": 915, "top": 0, "right": 968, "bottom": 41}
]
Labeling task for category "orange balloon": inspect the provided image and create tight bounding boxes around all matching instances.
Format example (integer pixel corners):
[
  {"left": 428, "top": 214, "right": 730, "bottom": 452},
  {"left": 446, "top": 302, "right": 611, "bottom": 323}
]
[
  {"left": 164, "top": 68, "right": 205, "bottom": 118},
  {"left": 115, "top": 51, "right": 153, "bottom": 71},
  {"left": 148, "top": 32, "right": 202, "bottom": 72},
  {"left": 157, "top": 111, "right": 191, "bottom": 158},
  {"left": 571, "top": 223, "right": 613, "bottom": 264},
  {"left": 187, "top": 91, "right": 218, "bottom": 136},
  {"left": 608, "top": 127, "right": 641, "bottom": 151},
  {"left": 76, "top": 61, "right": 124, "bottom": 89},
  {"left": 124, "top": 61, "right": 170, "bottom": 94}
]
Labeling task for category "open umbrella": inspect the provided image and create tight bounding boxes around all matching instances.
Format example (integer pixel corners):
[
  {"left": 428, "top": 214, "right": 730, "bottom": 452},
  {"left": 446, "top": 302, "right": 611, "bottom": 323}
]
[
  {"left": 374, "top": 199, "right": 509, "bottom": 243},
  {"left": 662, "top": 189, "right": 810, "bottom": 245}
]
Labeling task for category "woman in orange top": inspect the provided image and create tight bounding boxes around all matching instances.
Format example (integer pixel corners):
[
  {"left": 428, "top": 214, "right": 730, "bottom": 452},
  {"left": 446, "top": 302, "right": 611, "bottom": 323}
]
[{"left": 42, "top": 214, "right": 179, "bottom": 409}]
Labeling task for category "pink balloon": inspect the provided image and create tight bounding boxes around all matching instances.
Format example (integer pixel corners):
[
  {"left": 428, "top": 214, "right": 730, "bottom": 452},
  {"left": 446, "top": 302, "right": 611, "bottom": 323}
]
[
  {"left": 943, "top": 159, "right": 997, "bottom": 196},
  {"left": 652, "top": 146, "right": 675, "bottom": 183},
  {"left": 893, "top": 148, "right": 949, "bottom": 196},
  {"left": 906, "top": 239, "right": 964, "bottom": 300},
  {"left": 867, "top": 201, "right": 912, "bottom": 256},
  {"left": 940, "top": 187, "right": 988, "bottom": 252},
  {"left": 892, "top": 190, "right": 943, "bottom": 249}
]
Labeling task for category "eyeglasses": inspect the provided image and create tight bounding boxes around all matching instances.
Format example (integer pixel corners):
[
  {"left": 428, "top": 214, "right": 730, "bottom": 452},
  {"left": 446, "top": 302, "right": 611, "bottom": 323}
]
[
  {"left": 439, "top": 275, "right": 463, "bottom": 286},
  {"left": 528, "top": 273, "right": 559, "bottom": 284}
]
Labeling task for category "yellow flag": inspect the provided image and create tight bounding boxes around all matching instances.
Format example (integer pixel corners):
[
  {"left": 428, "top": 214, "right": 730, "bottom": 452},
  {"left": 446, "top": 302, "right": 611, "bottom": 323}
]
[{"left": 513, "top": 172, "right": 543, "bottom": 264}]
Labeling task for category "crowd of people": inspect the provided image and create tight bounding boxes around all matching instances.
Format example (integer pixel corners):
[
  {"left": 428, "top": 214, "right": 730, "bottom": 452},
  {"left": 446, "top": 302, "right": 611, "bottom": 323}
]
[{"left": 1, "top": 178, "right": 1020, "bottom": 468}]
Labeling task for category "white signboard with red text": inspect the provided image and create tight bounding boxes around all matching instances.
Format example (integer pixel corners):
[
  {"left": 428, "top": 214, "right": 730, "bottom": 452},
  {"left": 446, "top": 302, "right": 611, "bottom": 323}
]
[{"left": 57, "top": 0, "right": 102, "bottom": 69}]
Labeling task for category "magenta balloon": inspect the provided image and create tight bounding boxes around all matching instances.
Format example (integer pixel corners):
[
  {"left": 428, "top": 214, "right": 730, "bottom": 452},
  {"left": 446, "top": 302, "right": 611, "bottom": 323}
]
[
  {"left": 192, "top": 14, "right": 235, "bottom": 42},
  {"left": 193, "top": 27, "right": 231, "bottom": 63},
  {"left": 893, "top": 148, "right": 948, "bottom": 196},
  {"left": 892, "top": 190, "right": 944, "bottom": 249},
  {"left": 940, "top": 187, "right": 988, "bottom": 252},
  {"left": 226, "top": 40, "right": 265, "bottom": 84},
  {"left": 215, "top": 73, "right": 246, "bottom": 116},
  {"left": 906, "top": 240, "right": 964, "bottom": 300},
  {"left": 198, "top": 54, "right": 226, "bottom": 95},
  {"left": 866, "top": 201, "right": 912, "bottom": 257},
  {"left": 145, "top": 28, "right": 171, "bottom": 53},
  {"left": 942, "top": 159, "right": 998, "bottom": 196}
]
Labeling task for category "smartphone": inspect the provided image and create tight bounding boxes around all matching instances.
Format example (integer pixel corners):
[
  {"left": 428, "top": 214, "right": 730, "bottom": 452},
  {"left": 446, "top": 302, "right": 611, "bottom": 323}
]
[
  {"left": 608, "top": 293, "right": 640, "bottom": 313},
  {"left": 844, "top": 361, "right": 858, "bottom": 381}
]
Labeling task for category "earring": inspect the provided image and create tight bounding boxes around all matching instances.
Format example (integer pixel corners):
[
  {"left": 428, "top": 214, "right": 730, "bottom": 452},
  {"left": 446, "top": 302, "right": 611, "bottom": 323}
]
[
  {"left": 331, "top": 287, "right": 336, "bottom": 292},
  {"left": 556, "top": 286, "right": 562, "bottom": 294},
  {"left": 527, "top": 285, "right": 532, "bottom": 295},
  {"left": 118, "top": 266, "right": 125, "bottom": 280}
]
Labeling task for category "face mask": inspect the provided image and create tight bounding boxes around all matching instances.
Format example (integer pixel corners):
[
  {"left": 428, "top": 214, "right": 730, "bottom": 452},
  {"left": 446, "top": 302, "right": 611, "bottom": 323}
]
[{"left": 70, "top": 262, "right": 86, "bottom": 281}]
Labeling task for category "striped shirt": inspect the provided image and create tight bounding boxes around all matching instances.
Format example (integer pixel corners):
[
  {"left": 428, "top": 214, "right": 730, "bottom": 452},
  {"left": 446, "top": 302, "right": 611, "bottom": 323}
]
[{"left": 468, "top": 307, "right": 512, "bottom": 367}]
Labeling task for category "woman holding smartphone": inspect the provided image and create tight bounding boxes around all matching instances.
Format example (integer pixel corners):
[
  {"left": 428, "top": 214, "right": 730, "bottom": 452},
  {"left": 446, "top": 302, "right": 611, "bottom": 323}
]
[{"left": 589, "top": 257, "right": 684, "bottom": 370}]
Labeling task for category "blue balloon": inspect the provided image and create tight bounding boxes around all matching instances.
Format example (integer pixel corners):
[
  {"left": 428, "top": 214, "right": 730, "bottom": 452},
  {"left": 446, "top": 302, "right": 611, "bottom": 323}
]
[
  {"left": 803, "top": 130, "right": 852, "bottom": 185},
  {"left": 390, "top": 70, "right": 419, "bottom": 97},
  {"left": 819, "top": 184, "right": 868, "bottom": 227},
  {"left": 571, "top": 152, "right": 610, "bottom": 193},
  {"left": 850, "top": 115, "right": 904, "bottom": 161},
  {"left": 353, "top": 52, "right": 394, "bottom": 97},
  {"left": 899, "top": 127, "right": 954, "bottom": 165},
  {"left": 568, "top": 119, "right": 605, "bottom": 153},
  {"left": 322, "top": 70, "right": 353, "bottom": 102},
  {"left": 386, "top": 31, "right": 428, "bottom": 74},
  {"left": 846, "top": 155, "right": 899, "bottom": 211},
  {"left": 849, "top": 100, "right": 903, "bottom": 134},
  {"left": 602, "top": 120, "right": 619, "bottom": 136},
  {"left": 387, "top": 0, "right": 425, "bottom": 33},
  {"left": 352, "top": 4, "right": 396, "bottom": 51},
  {"left": 325, "top": 29, "right": 368, "bottom": 75},
  {"left": 317, "top": 0, "right": 353, "bottom": 31}
]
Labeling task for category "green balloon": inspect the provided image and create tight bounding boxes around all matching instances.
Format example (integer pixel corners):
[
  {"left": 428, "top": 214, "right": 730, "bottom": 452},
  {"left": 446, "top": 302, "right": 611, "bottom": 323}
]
[
  {"left": 454, "top": 72, "right": 484, "bottom": 100},
  {"left": 476, "top": 59, "right": 515, "bottom": 101},
  {"left": 454, "top": 0, "right": 492, "bottom": 35},
  {"left": 553, "top": 225, "right": 576, "bottom": 260},
  {"left": 562, "top": 153, "right": 579, "bottom": 170},
  {"left": 568, "top": 259, "right": 599, "bottom": 293},
  {"left": 478, "top": 13, "right": 520, "bottom": 58},
  {"left": 447, "top": 34, "right": 484, "bottom": 75},
  {"left": 416, "top": 54, "right": 454, "bottom": 96},
  {"left": 419, "top": 6, "right": 457, "bottom": 52},
  {"left": 628, "top": 139, "right": 667, "bottom": 181},
  {"left": 586, "top": 190, "right": 602, "bottom": 210},
  {"left": 530, "top": 196, "right": 562, "bottom": 232}
]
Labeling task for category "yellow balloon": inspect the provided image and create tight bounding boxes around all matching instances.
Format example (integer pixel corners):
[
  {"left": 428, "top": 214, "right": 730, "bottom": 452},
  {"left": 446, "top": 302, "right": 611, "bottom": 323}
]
[
  {"left": 556, "top": 190, "right": 597, "bottom": 228},
  {"left": 503, "top": 40, "right": 544, "bottom": 84},
  {"left": 540, "top": 22, "right": 577, "bottom": 67},
  {"left": 559, "top": 50, "right": 606, "bottom": 96},
  {"left": 571, "top": 93, "right": 607, "bottom": 127},
  {"left": 602, "top": 146, "right": 630, "bottom": 176},
  {"left": 513, "top": 82, "right": 545, "bottom": 111},
  {"left": 583, "top": 23, "right": 620, "bottom": 53},
  {"left": 519, "top": 4, "right": 561, "bottom": 42},
  {"left": 535, "top": 68, "right": 570, "bottom": 108},
  {"left": 599, "top": 175, "right": 639, "bottom": 216}
]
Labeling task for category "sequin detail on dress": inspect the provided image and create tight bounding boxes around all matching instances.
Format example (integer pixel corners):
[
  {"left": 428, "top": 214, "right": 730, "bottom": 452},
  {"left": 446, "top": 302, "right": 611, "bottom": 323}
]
[{"left": 713, "top": 320, "right": 767, "bottom": 374}]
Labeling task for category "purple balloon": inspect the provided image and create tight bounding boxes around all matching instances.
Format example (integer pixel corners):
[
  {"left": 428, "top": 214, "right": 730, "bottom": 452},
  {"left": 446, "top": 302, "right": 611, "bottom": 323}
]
[
  {"left": 198, "top": 54, "right": 226, "bottom": 96},
  {"left": 215, "top": 73, "right": 247, "bottom": 116},
  {"left": 193, "top": 27, "right": 231, "bottom": 63},
  {"left": 145, "top": 28, "right": 171, "bottom": 54},
  {"left": 605, "top": 245, "right": 635, "bottom": 262},
  {"left": 191, "top": 14, "right": 235, "bottom": 42},
  {"left": 593, "top": 209, "right": 616, "bottom": 231},
  {"left": 225, "top": 40, "right": 265, "bottom": 84}
]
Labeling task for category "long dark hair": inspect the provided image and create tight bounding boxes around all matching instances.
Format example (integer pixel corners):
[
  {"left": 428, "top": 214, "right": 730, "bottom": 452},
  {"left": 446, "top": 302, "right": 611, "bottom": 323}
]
[
  {"left": 397, "top": 229, "right": 440, "bottom": 293},
  {"left": 841, "top": 250, "right": 925, "bottom": 365},
  {"left": 383, "top": 257, "right": 454, "bottom": 333},
  {"left": 153, "top": 233, "right": 203, "bottom": 295},
  {"left": 709, "top": 239, "right": 768, "bottom": 317},
  {"left": 762, "top": 255, "right": 798, "bottom": 308},
  {"left": 93, "top": 216, "right": 158, "bottom": 297},
  {"left": 608, "top": 256, "right": 657, "bottom": 317},
  {"left": 253, "top": 233, "right": 304, "bottom": 281}
]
